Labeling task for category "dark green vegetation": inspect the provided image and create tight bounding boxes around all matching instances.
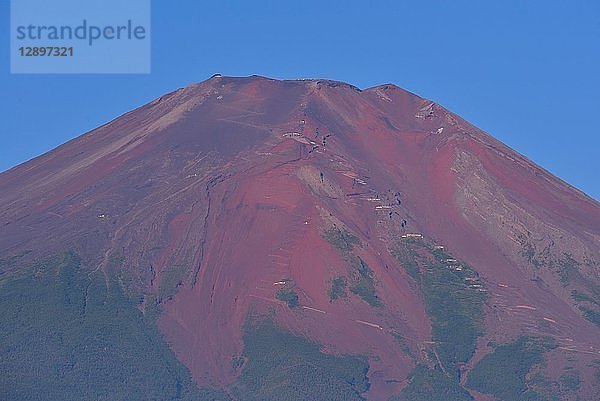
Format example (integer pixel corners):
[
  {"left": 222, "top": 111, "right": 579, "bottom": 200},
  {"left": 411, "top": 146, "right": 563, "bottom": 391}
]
[
  {"left": 570, "top": 289, "right": 600, "bottom": 328},
  {"left": 422, "top": 259, "right": 486, "bottom": 377},
  {"left": 276, "top": 287, "right": 300, "bottom": 308},
  {"left": 466, "top": 336, "right": 559, "bottom": 401},
  {"left": 559, "top": 372, "right": 581, "bottom": 391},
  {"left": 159, "top": 264, "right": 190, "bottom": 299},
  {"left": 516, "top": 234, "right": 584, "bottom": 288},
  {"left": 519, "top": 235, "right": 539, "bottom": 267},
  {"left": 571, "top": 289, "right": 598, "bottom": 304},
  {"left": 323, "top": 227, "right": 382, "bottom": 307},
  {"left": 387, "top": 237, "right": 488, "bottom": 399},
  {"left": 390, "top": 242, "right": 420, "bottom": 282},
  {"left": 348, "top": 256, "right": 382, "bottom": 308},
  {"left": 391, "top": 238, "right": 487, "bottom": 378},
  {"left": 593, "top": 360, "right": 600, "bottom": 383},
  {"left": 579, "top": 306, "right": 600, "bottom": 327},
  {"left": 233, "top": 322, "right": 369, "bottom": 401},
  {"left": 391, "top": 364, "right": 473, "bottom": 401},
  {"left": 328, "top": 276, "right": 347, "bottom": 301},
  {"left": 323, "top": 227, "right": 361, "bottom": 253},
  {"left": 0, "top": 252, "right": 230, "bottom": 401},
  {"left": 556, "top": 254, "right": 580, "bottom": 287}
]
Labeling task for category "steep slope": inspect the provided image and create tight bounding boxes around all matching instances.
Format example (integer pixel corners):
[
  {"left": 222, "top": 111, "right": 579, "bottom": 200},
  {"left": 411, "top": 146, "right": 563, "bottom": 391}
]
[{"left": 1, "top": 75, "right": 599, "bottom": 401}]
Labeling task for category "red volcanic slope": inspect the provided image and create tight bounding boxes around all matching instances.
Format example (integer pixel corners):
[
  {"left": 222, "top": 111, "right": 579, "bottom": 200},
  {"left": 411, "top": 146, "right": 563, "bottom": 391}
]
[{"left": 1, "top": 75, "right": 599, "bottom": 400}]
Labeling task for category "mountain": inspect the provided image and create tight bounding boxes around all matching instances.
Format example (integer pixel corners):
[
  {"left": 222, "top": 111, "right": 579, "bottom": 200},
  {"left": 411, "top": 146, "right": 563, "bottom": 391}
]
[{"left": 1, "top": 75, "right": 599, "bottom": 401}]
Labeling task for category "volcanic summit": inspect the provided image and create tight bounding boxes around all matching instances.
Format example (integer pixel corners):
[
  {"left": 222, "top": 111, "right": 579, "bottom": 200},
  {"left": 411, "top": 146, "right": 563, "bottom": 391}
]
[{"left": 1, "top": 75, "right": 599, "bottom": 401}]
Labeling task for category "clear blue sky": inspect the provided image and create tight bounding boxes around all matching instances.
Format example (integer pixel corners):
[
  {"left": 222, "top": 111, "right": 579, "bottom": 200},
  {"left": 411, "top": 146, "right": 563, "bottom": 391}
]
[{"left": 1, "top": 1, "right": 599, "bottom": 200}]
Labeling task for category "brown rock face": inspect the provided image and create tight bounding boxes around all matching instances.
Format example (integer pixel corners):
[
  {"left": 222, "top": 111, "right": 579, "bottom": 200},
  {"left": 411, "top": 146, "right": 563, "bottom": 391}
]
[{"left": 1, "top": 75, "right": 599, "bottom": 400}]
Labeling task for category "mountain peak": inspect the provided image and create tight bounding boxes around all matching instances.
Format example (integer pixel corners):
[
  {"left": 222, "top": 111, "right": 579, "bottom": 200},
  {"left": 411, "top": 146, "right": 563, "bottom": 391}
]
[{"left": 1, "top": 75, "right": 599, "bottom": 400}]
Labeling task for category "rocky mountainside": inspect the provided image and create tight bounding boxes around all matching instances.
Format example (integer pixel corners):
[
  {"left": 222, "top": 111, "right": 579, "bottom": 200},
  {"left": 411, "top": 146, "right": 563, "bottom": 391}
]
[{"left": 1, "top": 75, "right": 599, "bottom": 401}]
